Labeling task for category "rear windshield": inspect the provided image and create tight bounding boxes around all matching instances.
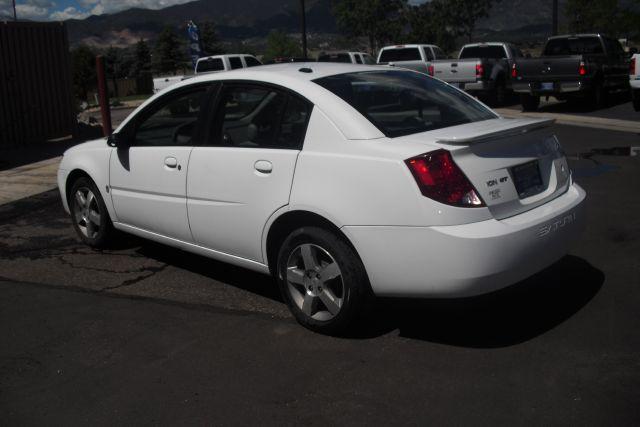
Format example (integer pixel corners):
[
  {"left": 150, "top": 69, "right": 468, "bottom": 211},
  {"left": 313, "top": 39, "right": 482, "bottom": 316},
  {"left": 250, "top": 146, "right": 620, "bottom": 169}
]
[
  {"left": 459, "top": 45, "right": 507, "bottom": 59},
  {"left": 314, "top": 70, "right": 496, "bottom": 138},
  {"left": 544, "top": 37, "right": 604, "bottom": 55},
  {"left": 196, "top": 58, "right": 224, "bottom": 73},
  {"left": 318, "top": 53, "right": 352, "bottom": 63},
  {"left": 379, "top": 47, "right": 421, "bottom": 63}
]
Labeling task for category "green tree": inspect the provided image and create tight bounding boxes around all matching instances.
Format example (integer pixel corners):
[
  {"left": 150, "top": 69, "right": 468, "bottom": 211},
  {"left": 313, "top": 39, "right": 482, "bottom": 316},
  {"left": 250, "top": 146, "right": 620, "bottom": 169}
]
[
  {"left": 264, "top": 29, "right": 302, "bottom": 61},
  {"left": 404, "top": 1, "right": 456, "bottom": 53},
  {"left": 131, "top": 38, "right": 152, "bottom": 77},
  {"left": 200, "top": 21, "right": 224, "bottom": 56},
  {"left": 565, "top": 0, "right": 640, "bottom": 38},
  {"left": 70, "top": 44, "right": 96, "bottom": 101},
  {"left": 441, "top": 0, "right": 498, "bottom": 42},
  {"left": 332, "top": 0, "right": 407, "bottom": 53},
  {"left": 153, "top": 26, "right": 187, "bottom": 75}
]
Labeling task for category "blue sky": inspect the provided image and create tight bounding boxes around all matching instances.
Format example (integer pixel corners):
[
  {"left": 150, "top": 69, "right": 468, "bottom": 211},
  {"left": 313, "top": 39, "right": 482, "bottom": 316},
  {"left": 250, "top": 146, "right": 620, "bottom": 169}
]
[{"left": 2, "top": 0, "right": 427, "bottom": 21}]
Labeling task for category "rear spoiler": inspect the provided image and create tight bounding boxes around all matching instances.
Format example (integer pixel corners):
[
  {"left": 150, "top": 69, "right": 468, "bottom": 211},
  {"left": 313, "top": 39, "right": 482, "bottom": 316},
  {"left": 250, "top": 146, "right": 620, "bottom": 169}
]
[{"left": 435, "top": 118, "right": 555, "bottom": 145}]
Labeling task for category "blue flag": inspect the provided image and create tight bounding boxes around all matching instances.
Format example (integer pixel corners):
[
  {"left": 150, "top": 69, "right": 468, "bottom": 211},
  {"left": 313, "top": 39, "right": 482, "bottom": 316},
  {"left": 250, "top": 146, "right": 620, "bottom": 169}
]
[{"left": 187, "top": 21, "right": 202, "bottom": 69}]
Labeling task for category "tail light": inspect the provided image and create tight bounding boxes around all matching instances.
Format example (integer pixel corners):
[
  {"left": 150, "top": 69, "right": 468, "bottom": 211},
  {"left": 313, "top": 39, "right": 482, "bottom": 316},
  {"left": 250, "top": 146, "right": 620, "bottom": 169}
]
[
  {"left": 631, "top": 57, "right": 636, "bottom": 75},
  {"left": 579, "top": 61, "right": 587, "bottom": 76},
  {"left": 511, "top": 62, "right": 517, "bottom": 78},
  {"left": 405, "top": 150, "right": 485, "bottom": 208},
  {"left": 427, "top": 64, "right": 434, "bottom": 76},
  {"left": 475, "top": 63, "right": 484, "bottom": 79}
]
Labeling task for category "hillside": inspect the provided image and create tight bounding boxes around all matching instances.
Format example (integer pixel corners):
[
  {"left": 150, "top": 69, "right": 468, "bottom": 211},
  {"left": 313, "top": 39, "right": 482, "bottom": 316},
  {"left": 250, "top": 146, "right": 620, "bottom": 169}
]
[{"left": 65, "top": 0, "right": 563, "bottom": 47}]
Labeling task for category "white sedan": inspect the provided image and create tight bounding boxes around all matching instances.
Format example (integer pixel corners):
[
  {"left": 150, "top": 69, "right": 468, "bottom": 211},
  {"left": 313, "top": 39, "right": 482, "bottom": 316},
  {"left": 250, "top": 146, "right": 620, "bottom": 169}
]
[{"left": 58, "top": 63, "right": 586, "bottom": 334}]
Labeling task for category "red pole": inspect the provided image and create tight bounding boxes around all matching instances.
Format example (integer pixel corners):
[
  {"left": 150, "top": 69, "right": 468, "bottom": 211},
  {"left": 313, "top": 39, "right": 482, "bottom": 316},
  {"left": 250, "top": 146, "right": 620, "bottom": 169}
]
[{"left": 96, "top": 55, "right": 112, "bottom": 136}]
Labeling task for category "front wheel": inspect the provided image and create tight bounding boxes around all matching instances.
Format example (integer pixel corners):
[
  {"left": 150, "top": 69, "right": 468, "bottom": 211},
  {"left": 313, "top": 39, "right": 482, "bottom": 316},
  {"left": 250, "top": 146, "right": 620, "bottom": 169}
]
[
  {"left": 276, "top": 226, "right": 372, "bottom": 335},
  {"left": 69, "top": 177, "right": 114, "bottom": 248},
  {"left": 632, "top": 89, "right": 640, "bottom": 112},
  {"left": 520, "top": 94, "right": 540, "bottom": 111}
]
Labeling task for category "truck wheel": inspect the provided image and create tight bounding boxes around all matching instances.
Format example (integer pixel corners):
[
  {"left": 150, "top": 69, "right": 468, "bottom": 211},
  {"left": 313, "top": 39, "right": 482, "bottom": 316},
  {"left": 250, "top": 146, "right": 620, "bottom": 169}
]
[
  {"left": 521, "top": 94, "right": 540, "bottom": 111},
  {"left": 591, "top": 82, "right": 606, "bottom": 109},
  {"left": 632, "top": 90, "right": 640, "bottom": 112},
  {"left": 494, "top": 80, "right": 508, "bottom": 107}
]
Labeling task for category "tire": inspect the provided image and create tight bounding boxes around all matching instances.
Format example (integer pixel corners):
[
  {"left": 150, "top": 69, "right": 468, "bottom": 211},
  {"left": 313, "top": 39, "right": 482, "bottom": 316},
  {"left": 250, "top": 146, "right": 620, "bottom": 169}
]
[
  {"left": 632, "top": 89, "right": 640, "bottom": 112},
  {"left": 276, "top": 226, "right": 372, "bottom": 335},
  {"left": 68, "top": 176, "right": 114, "bottom": 248},
  {"left": 492, "top": 79, "right": 508, "bottom": 107},
  {"left": 520, "top": 94, "right": 540, "bottom": 111},
  {"left": 591, "top": 81, "right": 606, "bottom": 109}
]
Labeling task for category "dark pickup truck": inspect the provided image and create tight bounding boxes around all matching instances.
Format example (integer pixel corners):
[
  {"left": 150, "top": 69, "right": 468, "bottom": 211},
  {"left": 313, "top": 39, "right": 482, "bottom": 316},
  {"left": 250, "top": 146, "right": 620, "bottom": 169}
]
[{"left": 512, "top": 34, "right": 629, "bottom": 110}]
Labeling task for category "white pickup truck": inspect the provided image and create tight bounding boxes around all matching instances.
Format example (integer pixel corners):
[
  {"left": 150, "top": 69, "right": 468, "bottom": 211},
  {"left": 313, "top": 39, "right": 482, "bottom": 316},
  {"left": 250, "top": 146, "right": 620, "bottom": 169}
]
[
  {"left": 631, "top": 53, "right": 640, "bottom": 110},
  {"left": 195, "top": 54, "right": 262, "bottom": 74},
  {"left": 317, "top": 51, "right": 376, "bottom": 65},
  {"left": 376, "top": 44, "right": 446, "bottom": 74},
  {"left": 430, "top": 42, "right": 524, "bottom": 105}
]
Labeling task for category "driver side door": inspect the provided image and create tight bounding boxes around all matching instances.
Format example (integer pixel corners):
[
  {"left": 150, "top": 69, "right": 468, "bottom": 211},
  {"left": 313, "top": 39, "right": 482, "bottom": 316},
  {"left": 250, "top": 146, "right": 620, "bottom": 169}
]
[{"left": 109, "top": 83, "right": 212, "bottom": 242}]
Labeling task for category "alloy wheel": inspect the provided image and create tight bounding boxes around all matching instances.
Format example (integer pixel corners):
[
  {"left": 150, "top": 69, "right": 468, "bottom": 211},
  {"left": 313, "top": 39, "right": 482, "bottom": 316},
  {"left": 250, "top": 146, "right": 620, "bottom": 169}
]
[
  {"left": 72, "top": 187, "right": 101, "bottom": 239},
  {"left": 285, "top": 243, "right": 344, "bottom": 321}
]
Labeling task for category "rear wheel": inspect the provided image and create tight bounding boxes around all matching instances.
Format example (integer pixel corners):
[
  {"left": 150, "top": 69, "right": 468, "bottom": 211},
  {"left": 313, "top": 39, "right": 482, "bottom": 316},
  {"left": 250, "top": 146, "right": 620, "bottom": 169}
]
[
  {"left": 69, "top": 177, "right": 113, "bottom": 248},
  {"left": 276, "top": 226, "right": 372, "bottom": 335},
  {"left": 591, "top": 81, "right": 606, "bottom": 109},
  {"left": 520, "top": 94, "right": 540, "bottom": 111},
  {"left": 632, "top": 89, "right": 640, "bottom": 112}
]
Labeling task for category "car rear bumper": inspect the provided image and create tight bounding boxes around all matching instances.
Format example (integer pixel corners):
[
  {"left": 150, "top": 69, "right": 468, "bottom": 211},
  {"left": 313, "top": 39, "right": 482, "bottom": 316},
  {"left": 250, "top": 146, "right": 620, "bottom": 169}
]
[
  {"left": 630, "top": 78, "right": 640, "bottom": 90},
  {"left": 462, "top": 80, "right": 494, "bottom": 92},
  {"left": 343, "top": 183, "right": 586, "bottom": 298},
  {"left": 512, "top": 80, "right": 589, "bottom": 95}
]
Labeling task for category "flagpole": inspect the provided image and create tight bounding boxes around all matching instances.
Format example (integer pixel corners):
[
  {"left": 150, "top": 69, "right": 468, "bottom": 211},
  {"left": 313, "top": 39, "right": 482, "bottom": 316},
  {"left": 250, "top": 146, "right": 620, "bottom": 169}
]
[{"left": 12, "top": 0, "right": 17, "bottom": 20}]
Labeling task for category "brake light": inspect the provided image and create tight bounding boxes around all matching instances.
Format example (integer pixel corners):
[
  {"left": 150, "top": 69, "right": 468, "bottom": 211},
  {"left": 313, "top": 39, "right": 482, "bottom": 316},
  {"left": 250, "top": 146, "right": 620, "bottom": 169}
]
[
  {"left": 631, "top": 57, "right": 636, "bottom": 76},
  {"left": 427, "top": 64, "right": 434, "bottom": 76},
  {"left": 475, "top": 63, "right": 484, "bottom": 78},
  {"left": 511, "top": 62, "right": 517, "bottom": 78},
  {"left": 405, "top": 150, "right": 485, "bottom": 207},
  {"left": 579, "top": 61, "right": 587, "bottom": 76}
]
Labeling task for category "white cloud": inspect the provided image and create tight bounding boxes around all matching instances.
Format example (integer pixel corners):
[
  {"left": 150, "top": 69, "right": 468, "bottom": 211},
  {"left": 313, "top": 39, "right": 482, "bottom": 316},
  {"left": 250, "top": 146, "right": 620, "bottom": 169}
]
[
  {"left": 86, "top": 0, "right": 195, "bottom": 15},
  {"left": 16, "top": 4, "right": 50, "bottom": 19},
  {"left": 49, "top": 6, "right": 89, "bottom": 20}
]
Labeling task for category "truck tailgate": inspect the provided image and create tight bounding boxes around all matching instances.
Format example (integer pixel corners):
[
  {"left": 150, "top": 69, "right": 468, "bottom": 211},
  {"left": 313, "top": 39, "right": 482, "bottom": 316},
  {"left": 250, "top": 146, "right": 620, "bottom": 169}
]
[
  {"left": 517, "top": 55, "right": 583, "bottom": 81},
  {"left": 432, "top": 59, "right": 479, "bottom": 83}
]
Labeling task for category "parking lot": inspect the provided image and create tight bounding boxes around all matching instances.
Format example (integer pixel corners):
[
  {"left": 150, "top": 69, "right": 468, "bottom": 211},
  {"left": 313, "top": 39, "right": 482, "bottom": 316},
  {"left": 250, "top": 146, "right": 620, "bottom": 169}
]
[{"left": 1, "top": 119, "right": 639, "bottom": 424}]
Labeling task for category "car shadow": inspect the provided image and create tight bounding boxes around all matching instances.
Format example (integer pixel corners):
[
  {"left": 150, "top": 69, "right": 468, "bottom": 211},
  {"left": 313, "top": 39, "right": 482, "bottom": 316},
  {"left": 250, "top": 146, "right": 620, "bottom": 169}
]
[
  {"left": 349, "top": 255, "right": 604, "bottom": 347},
  {"left": 127, "top": 237, "right": 603, "bottom": 348}
]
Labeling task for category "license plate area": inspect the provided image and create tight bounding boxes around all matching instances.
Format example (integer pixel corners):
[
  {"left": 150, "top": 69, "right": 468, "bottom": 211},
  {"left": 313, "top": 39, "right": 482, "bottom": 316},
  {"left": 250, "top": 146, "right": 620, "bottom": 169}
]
[
  {"left": 540, "top": 82, "right": 554, "bottom": 91},
  {"left": 512, "top": 160, "right": 545, "bottom": 199}
]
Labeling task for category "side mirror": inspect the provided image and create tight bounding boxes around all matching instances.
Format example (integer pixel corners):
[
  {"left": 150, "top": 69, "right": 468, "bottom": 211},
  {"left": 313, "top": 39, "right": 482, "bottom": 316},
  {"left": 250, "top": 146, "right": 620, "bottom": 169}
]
[{"left": 107, "top": 132, "right": 129, "bottom": 148}]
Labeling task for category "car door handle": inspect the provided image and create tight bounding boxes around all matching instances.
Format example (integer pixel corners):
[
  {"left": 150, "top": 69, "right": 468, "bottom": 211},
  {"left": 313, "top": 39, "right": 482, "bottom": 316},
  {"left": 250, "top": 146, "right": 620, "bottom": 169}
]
[
  {"left": 164, "top": 157, "right": 178, "bottom": 168},
  {"left": 254, "top": 160, "right": 273, "bottom": 174}
]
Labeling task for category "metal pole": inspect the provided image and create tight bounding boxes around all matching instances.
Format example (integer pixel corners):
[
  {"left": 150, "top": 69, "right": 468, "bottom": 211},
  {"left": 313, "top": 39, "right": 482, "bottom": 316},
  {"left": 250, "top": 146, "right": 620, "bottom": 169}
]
[
  {"left": 96, "top": 55, "right": 112, "bottom": 137},
  {"left": 12, "top": 0, "right": 17, "bottom": 21},
  {"left": 552, "top": 0, "right": 558, "bottom": 36},
  {"left": 300, "top": 0, "right": 307, "bottom": 59}
]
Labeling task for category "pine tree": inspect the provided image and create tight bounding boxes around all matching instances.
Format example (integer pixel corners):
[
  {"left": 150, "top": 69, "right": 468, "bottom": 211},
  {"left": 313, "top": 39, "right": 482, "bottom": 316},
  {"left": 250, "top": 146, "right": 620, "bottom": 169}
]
[
  {"left": 131, "top": 38, "right": 152, "bottom": 77},
  {"left": 153, "top": 26, "right": 187, "bottom": 75},
  {"left": 200, "top": 22, "right": 224, "bottom": 56}
]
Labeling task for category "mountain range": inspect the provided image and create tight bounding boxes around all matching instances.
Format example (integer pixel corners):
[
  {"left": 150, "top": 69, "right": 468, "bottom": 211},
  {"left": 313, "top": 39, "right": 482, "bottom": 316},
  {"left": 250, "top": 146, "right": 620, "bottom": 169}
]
[{"left": 64, "top": 0, "right": 565, "bottom": 48}]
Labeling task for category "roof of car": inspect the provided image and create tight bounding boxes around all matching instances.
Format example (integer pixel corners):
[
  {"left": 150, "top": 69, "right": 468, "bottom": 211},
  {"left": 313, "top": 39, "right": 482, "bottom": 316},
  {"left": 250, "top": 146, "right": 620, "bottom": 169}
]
[{"left": 380, "top": 44, "right": 437, "bottom": 49}]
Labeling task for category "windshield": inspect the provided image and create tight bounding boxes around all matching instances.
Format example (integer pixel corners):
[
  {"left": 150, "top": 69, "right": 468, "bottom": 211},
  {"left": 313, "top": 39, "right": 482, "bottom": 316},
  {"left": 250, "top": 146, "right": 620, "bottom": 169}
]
[
  {"left": 544, "top": 37, "right": 604, "bottom": 55},
  {"left": 314, "top": 70, "right": 496, "bottom": 138},
  {"left": 196, "top": 58, "right": 224, "bottom": 73}
]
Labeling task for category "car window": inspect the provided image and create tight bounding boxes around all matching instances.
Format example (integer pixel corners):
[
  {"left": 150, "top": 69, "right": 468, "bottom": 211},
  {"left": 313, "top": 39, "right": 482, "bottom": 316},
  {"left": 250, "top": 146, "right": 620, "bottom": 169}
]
[
  {"left": 245, "top": 56, "right": 262, "bottom": 67},
  {"left": 354, "top": 54, "right": 363, "bottom": 64},
  {"left": 362, "top": 54, "right": 376, "bottom": 65},
  {"left": 229, "top": 57, "right": 244, "bottom": 69},
  {"left": 459, "top": 45, "right": 507, "bottom": 59},
  {"left": 379, "top": 47, "right": 421, "bottom": 63},
  {"left": 314, "top": 70, "right": 496, "bottom": 138},
  {"left": 133, "top": 87, "right": 209, "bottom": 146},
  {"left": 423, "top": 47, "right": 434, "bottom": 61},
  {"left": 196, "top": 58, "right": 224, "bottom": 73},
  {"left": 433, "top": 47, "right": 446, "bottom": 59},
  {"left": 318, "top": 53, "right": 352, "bottom": 63},
  {"left": 544, "top": 37, "right": 604, "bottom": 55},
  {"left": 213, "top": 85, "right": 311, "bottom": 149}
]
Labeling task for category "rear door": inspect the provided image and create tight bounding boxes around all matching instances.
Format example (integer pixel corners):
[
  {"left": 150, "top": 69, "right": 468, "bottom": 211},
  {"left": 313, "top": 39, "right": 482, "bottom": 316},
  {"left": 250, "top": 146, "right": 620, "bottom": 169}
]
[
  {"left": 187, "top": 82, "right": 313, "bottom": 262},
  {"left": 110, "top": 84, "right": 212, "bottom": 241}
]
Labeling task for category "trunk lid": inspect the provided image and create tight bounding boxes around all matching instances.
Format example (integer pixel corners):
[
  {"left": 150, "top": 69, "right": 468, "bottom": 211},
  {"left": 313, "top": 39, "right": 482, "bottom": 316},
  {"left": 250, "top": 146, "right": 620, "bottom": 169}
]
[{"left": 396, "top": 118, "right": 572, "bottom": 219}]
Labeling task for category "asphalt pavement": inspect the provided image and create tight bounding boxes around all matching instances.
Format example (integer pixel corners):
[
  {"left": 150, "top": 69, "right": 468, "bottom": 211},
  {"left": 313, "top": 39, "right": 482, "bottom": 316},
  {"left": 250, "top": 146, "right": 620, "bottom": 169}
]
[{"left": 1, "top": 124, "right": 639, "bottom": 425}]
